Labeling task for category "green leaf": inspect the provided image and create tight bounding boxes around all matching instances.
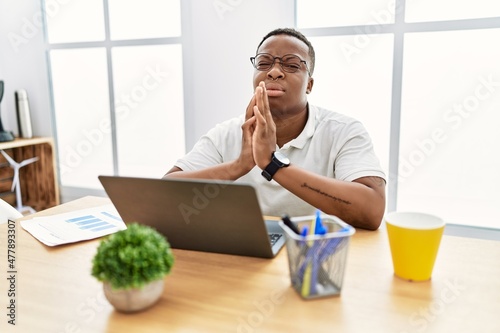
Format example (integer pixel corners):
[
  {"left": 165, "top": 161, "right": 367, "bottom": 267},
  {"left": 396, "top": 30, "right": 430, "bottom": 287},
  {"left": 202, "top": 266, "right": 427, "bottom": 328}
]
[{"left": 91, "top": 223, "right": 175, "bottom": 290}]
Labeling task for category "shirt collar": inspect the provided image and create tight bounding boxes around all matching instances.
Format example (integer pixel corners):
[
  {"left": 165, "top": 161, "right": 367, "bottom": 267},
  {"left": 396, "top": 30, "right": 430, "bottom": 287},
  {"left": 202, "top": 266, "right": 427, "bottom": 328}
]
[{"left": 281, "top": 104, "right": 317, "bottom": 150}]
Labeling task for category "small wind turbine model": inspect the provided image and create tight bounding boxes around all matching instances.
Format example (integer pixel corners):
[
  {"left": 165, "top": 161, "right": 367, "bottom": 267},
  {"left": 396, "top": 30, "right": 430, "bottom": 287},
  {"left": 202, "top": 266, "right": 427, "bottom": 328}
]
[{"left": 0, "top": 150, "right": 38, "bottom": 214}]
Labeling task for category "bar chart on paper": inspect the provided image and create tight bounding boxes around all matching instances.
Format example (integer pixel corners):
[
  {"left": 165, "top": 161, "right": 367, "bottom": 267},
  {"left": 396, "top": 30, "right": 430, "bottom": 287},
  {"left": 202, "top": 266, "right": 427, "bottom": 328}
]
[
  {"left": 66, "top": 213, "right": 122, "bottom": 232},
  {"left": 20, "top": 204, "right": 127, "bottom": 246}
]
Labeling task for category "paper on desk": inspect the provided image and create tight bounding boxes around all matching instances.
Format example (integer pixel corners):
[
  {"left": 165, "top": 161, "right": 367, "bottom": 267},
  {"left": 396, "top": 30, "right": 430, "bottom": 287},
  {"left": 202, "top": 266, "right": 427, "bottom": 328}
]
[{"left": 21, "top": 204, "right": 127, "bottom": 246}]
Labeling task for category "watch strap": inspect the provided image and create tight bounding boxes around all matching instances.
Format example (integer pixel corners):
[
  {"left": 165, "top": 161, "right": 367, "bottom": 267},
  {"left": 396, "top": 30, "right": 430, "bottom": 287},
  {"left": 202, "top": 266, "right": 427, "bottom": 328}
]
[
  {"left": 261, "top": 152, "right": 289, "bottom": 181},
  {"left": 261, "top": 161, "right": 281, "bottom": 181}
]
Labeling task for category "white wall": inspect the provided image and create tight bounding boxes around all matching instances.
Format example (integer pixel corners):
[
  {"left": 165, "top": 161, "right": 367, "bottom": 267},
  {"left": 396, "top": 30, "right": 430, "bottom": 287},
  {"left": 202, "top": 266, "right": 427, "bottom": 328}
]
[
  {"left": 182, "top": 0, "right": 294, "bottom": 149},
  {"left": 0, "top": 0, "right": 53, "bottom": 137}
]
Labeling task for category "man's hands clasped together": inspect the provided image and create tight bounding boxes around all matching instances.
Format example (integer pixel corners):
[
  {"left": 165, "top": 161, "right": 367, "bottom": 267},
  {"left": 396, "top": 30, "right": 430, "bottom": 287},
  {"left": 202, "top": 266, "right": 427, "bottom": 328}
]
[{"left": 239, "top": 81, "right": 277, "bottom": 175}]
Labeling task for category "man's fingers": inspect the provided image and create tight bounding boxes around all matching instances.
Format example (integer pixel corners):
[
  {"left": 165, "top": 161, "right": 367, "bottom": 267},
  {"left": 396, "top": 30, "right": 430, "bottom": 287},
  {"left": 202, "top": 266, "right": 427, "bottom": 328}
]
[
  {"left": 258, "top": 82, "right": 273, "bottom": 122},
  {"left": 256, "top": 84, "right": 265, "bottom": 111},
  {"left": 253, "top": 105, "right": 264, "bottom": 122},
  {"left": 242, "top": 116, "right": 256, "bottom": 133},
  {"left": 245, "top": 94, "right": 256, "bottom": 121}
]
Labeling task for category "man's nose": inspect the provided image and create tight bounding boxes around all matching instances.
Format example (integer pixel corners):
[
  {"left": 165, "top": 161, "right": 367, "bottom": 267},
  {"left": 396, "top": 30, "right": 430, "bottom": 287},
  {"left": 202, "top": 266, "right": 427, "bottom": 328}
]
[{"left": 267, "top": 62, "right": 284, "bottom": 80}]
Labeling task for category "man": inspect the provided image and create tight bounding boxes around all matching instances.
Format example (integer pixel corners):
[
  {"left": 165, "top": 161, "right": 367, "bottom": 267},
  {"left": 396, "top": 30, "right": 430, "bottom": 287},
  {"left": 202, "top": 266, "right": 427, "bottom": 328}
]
[{"left": 165, "top": 28, "right": 386, "bottom": 230}]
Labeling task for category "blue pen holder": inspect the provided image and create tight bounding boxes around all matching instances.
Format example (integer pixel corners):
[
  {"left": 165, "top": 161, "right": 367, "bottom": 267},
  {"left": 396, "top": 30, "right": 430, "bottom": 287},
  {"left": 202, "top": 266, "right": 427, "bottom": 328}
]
[{"left": 279, "top": 214, "right": 355, "bottom": 300}]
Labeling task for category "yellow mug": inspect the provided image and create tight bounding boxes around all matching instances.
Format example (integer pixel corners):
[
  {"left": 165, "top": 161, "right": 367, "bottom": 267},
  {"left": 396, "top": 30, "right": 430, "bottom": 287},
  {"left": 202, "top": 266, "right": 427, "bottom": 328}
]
[{"left": 385, "top": 212, "right": 445, "bottom": 282}]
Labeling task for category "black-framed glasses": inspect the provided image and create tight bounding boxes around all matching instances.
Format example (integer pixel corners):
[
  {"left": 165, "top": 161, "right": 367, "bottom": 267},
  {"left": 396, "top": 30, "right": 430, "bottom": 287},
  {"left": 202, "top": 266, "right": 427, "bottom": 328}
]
[{"left": 250, "top": 53, "right": 311, "bottom": 76}]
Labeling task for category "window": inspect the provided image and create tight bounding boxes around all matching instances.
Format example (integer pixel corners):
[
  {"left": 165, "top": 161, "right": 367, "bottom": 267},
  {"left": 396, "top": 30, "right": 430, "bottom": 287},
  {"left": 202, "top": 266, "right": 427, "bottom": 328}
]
[
  {"left": 46, "top": 0, "right": 105, "bottom": 43},
  {"left": 44, "top": 0, "right": 184, "bottom": 190},
  {"left": 107, "top": 0, "right": 181, "bottom": 40},
  {"left": 297, "top": 0, "right": 395, "bottom": 28},
  {"left": 399, "top": 28, "right": 500, "bottom": 227},
  {"left": 297, "top": 0, "right": 500, "bottom": 229},
  {"left": 306, "top": 35, "right": 393, "bottom": 181},
  {"left": 50, "top": 47, "right": 113, "bottom": 186},
  {"left": 405, "top": 0, "right": 500, "bottom": 22}
]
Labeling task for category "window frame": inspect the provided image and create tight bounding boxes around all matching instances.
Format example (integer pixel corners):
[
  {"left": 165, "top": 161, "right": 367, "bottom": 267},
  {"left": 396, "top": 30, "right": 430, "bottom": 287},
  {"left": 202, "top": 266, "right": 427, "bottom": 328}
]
[
  {"left": 295, "top": 0, "right": 500, "bottom": 226},
  {"left": 42, "top": 0, "right": 185, "bottom": 199}
]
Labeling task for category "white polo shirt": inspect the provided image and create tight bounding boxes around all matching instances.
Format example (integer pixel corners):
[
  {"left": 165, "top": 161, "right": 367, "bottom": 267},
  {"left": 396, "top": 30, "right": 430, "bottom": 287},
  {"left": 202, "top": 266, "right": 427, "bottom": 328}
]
[{"left": 175, "top": 105, "right": 386, "bottom": 217}]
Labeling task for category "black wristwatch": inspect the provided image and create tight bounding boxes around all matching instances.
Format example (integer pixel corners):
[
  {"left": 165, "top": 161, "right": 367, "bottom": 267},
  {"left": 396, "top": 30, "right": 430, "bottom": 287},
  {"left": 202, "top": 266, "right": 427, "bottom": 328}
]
[{"left": 261, "top": 151, "right": 290, "bottom": 181}]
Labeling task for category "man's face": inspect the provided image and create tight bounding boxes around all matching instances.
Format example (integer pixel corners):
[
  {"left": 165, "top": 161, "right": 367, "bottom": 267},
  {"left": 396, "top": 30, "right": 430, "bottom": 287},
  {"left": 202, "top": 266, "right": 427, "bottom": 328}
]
[{"left": 253, "top": 35, "right": 314, "bottom": 118}]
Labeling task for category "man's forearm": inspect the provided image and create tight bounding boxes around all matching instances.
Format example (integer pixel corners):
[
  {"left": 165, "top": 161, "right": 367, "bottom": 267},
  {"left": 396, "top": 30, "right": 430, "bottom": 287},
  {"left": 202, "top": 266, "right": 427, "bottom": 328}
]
[
  {"left": 163, "top": 160, "right": 248, "bottom": 181},
  {"left": 272, "top": 165, "right": 386, "bottom": 230}
]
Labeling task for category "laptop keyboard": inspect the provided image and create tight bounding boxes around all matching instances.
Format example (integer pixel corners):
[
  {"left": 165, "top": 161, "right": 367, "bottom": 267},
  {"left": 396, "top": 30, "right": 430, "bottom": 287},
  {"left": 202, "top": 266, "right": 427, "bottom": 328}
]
[{"left": 269, "top": 233, "right": 283, "bottom": 246}]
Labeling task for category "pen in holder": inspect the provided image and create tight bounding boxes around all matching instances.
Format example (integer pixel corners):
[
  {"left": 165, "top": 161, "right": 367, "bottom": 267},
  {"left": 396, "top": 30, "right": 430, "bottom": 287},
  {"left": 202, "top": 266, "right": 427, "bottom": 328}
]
[{"left": 279, "top": 214, "right": 355, "bottom": 300}]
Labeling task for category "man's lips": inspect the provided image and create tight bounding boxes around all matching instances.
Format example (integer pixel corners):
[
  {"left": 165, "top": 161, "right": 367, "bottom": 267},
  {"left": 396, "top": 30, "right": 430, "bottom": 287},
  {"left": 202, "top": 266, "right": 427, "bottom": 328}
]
[{"left": 265, "top": 83, "right": 285, "bottom": 97}]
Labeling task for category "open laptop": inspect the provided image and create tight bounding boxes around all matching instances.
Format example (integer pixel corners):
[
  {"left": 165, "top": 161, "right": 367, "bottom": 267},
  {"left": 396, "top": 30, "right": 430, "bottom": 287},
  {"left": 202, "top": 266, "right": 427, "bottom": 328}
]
[{"left": 98, "top": 175, "right": 285, "bottom": 258}]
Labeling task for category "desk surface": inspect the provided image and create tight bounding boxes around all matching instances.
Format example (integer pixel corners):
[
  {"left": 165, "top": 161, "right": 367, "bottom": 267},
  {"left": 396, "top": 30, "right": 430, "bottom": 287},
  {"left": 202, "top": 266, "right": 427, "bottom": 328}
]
[{"left": 1, "top": 196, "right": 499, "bottom": 333}]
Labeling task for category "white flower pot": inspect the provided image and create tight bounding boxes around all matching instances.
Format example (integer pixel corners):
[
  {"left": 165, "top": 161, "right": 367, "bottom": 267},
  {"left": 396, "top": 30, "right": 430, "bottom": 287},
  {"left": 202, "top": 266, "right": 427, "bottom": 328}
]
[{"left": 103, "top": 279, "right": 164, "bottom": 312}]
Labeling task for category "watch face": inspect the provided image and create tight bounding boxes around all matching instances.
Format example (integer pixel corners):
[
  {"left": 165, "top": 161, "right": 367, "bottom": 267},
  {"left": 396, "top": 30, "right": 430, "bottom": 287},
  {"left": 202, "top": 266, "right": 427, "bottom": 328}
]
[{"left": 274, "top": 151, "right": 290, "bottom": 165}]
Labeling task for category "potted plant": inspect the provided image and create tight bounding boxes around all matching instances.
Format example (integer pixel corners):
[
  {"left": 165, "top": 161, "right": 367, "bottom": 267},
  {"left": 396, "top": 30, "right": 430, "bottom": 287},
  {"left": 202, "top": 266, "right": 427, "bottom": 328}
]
[{"left": 91, "top": 223, "right": 175, "bottom": 312}]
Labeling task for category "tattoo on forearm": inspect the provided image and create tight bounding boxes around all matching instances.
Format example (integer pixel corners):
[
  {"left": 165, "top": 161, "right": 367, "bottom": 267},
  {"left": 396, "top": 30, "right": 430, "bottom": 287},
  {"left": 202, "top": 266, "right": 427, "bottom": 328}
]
[{"left": 301, "top": 183, "right": 352, "bottom": 205}]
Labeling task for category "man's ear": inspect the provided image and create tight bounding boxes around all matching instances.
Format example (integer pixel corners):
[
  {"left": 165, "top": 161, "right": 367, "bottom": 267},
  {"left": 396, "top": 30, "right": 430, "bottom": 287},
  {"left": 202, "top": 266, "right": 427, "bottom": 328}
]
[{"left": 306, "top": 77, "right": 314, "bottom": 94}]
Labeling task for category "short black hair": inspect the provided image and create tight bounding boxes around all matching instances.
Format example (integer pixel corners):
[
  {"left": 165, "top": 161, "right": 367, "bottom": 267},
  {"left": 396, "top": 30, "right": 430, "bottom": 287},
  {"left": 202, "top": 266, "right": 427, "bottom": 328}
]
[{"left": 256, "top": 28, "right": 315, "bottom": 76}]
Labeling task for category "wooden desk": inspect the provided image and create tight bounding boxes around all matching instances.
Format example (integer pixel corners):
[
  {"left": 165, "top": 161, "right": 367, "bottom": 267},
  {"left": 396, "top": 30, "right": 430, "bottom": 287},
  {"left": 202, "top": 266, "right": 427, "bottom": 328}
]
[
  {"left": 0, "top": 137, "right": 59, "bottom": 210},
  {"left": 1, "top": 196, "right": 499, "bottom": 333}
]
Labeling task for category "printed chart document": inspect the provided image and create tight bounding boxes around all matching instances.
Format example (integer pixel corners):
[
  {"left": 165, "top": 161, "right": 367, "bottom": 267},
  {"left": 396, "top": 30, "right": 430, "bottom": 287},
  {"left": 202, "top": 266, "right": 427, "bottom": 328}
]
[{"left": 21, "top": 204, "right": 127, "bottom": 246}]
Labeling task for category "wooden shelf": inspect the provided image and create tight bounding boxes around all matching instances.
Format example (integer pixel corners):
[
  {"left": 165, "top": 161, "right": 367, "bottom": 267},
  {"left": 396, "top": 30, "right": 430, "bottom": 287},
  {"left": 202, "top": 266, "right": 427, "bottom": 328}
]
[{"left": 0, "top": 137, "right": 59, "bottom": 211}]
